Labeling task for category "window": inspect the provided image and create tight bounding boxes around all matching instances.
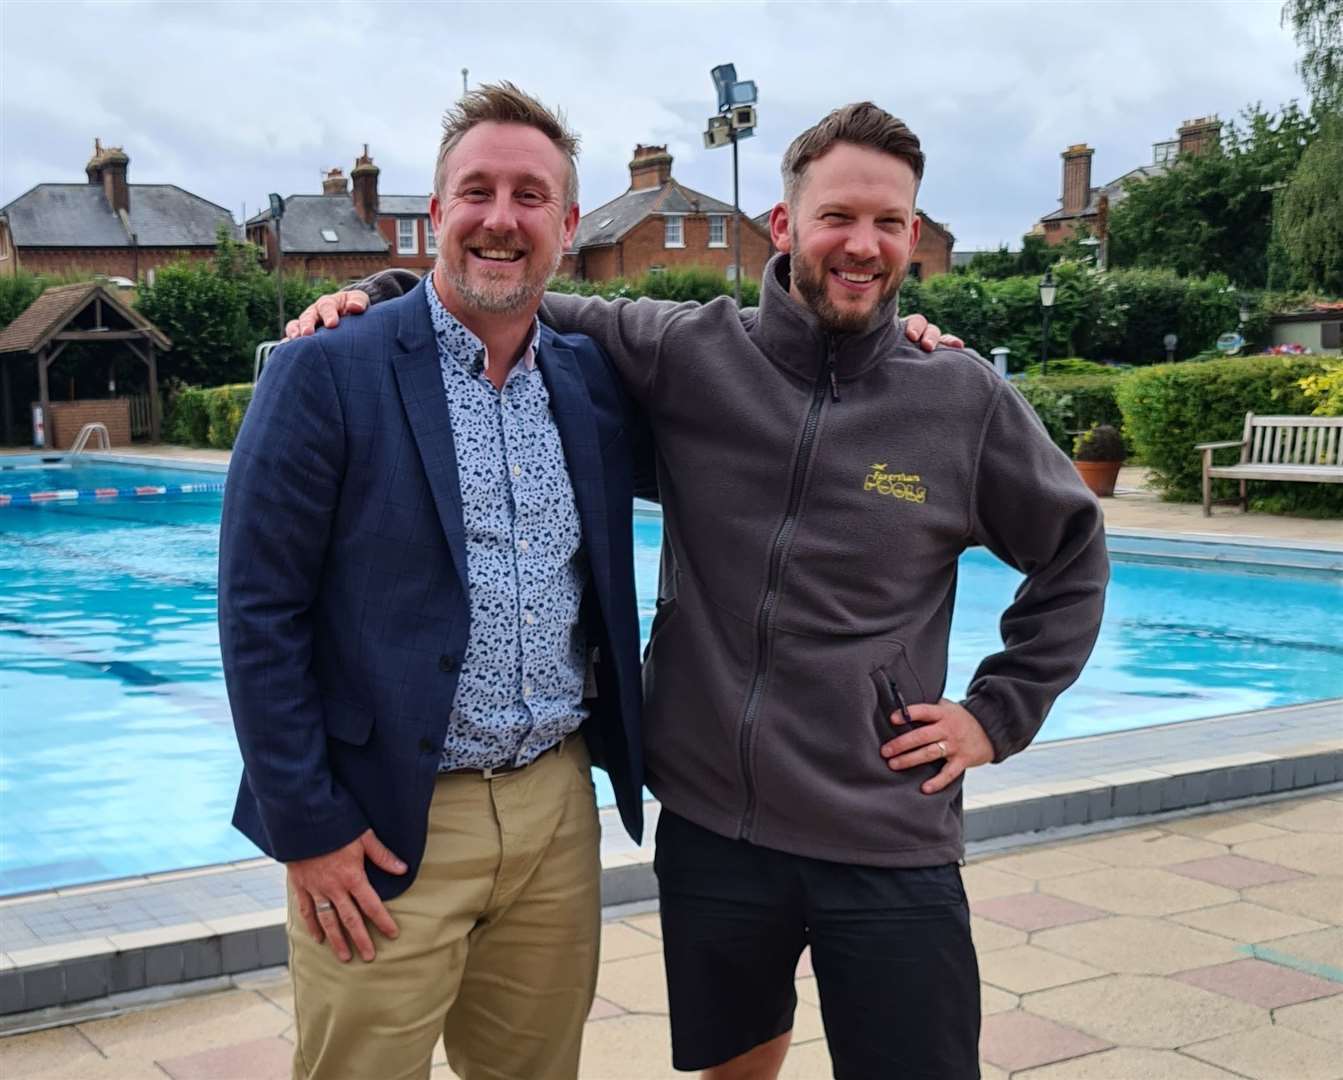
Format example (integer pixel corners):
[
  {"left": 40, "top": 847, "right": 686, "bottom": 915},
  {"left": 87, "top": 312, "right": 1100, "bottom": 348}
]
[
  {"left": 708, "top": 215, "right": 727, "bottom": 247},
  {"left": 664, "top": 215, "right": 684, "bottom": 248},
  {"left": 321, "top": 228, "right": 339, "bottom": 243},
  {"left": 1324, "top": 321, "right": 1341, "bottom": 350},
  {"left": 425, "top": 219, "right": 437, "bottom": 255},
  {"left": 909, "top": 262, "right": 923, "bottom": 281},
  {"left": 397, "top": 219, "right": 418, "bottom": 254}
]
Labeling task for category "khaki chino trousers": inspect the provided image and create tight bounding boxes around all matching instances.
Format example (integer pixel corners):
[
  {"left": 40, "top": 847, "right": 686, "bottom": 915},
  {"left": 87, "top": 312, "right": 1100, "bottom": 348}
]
[{"left": 288, "top": 738, "right": 603, "bottom": 1080}]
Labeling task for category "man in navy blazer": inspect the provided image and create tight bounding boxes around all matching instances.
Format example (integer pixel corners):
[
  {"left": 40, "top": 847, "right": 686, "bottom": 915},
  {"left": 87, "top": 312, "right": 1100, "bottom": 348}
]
[{"left": 219, "top": 84, "right": 649, "bottom": 1080}]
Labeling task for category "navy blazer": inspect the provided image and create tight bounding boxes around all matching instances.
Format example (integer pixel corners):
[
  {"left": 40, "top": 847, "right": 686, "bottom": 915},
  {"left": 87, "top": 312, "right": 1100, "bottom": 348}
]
[{"left": 219, "top": 279, "right": 649, "bottom": 900}]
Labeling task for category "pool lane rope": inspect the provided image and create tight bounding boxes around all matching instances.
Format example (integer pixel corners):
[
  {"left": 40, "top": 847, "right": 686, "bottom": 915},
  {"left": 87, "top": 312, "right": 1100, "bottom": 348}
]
[{"left": 0, "top": 481, "right": 226, "bottom": 507}]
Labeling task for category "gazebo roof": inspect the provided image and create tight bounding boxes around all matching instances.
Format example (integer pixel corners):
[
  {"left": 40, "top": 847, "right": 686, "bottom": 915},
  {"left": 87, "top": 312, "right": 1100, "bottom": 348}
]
[{"left": 0, "top": 281, "right": 171, "bottom": 355}]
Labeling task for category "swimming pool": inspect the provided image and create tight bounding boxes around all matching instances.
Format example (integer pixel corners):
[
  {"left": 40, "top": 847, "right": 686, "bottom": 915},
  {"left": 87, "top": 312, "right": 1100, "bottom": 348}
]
[{"left": 2, "top": 458, "right": 1341, "bottom": 894}]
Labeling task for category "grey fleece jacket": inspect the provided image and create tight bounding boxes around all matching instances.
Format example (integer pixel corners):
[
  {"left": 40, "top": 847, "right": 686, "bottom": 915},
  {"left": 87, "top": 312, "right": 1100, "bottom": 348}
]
[{"left": 358, "top": 256, "right": 1109, "bottom": 867}]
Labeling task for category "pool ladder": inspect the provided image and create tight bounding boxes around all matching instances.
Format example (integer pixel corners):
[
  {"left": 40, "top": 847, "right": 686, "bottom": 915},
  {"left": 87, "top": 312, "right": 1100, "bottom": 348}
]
[{"left": 69, "top": 423, "right": 111, "bottom": 455}]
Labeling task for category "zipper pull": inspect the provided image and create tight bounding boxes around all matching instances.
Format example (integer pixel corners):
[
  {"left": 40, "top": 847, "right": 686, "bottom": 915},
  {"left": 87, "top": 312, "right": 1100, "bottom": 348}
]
[
  {"left": 890, "top": 678, "right": 912, "bottom": 728},
  {"left": 827, "top": 341, "right": 841, "bottom": 402}
]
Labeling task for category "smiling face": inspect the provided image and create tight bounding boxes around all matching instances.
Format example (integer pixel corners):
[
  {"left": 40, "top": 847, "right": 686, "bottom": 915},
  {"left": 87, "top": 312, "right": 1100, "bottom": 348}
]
[
  {"left": 771, "top": 141, "right": 921, "bottom": 335},
  {"left": 430, "top": 121, "right": 579, "bottom": 317}
]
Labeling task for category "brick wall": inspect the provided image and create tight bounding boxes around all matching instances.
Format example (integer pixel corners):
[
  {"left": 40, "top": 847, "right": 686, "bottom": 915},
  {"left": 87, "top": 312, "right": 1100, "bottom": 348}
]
[
  {"left": 43, "top": 398, "right": 132, "bottom": 449},
  {"left": 912, "top": 219, "right": 953, "bottom": 278},
  {"left": 15, "top": 247, "right": 216, "bottom": 280},
  {"left": 607, "top": 213, "right": 771, "bottom": 282},
  {"left": 377, "top": 217, "right": 436, "bottom": 273}
]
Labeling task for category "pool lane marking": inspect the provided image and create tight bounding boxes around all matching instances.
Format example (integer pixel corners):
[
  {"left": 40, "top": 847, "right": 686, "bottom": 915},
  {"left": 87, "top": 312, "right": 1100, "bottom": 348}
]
[
  {"left": 0, "top": 481, "right": 225, "bottom": 507},
  {"left": 1239, "top": 943, "right": 1343, "bottom": 984},
  {"left": 1125, "top": 620, "right": 1343, "bottom": 658},
  {"left": 0, "top": 614, "right": 232, "bottom": 719},
  {"left": 0, "top": 528, "right": 218, "bottom": 591}
]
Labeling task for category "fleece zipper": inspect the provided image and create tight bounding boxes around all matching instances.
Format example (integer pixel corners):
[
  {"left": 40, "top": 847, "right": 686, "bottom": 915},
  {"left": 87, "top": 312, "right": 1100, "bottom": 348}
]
[{"left": 736, "top": 338, "right": 837, "bottom": 840}]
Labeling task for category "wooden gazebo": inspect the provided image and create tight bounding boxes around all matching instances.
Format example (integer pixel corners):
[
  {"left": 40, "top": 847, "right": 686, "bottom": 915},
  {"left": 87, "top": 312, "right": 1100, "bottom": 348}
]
[{"left": 0, "top": 282, "right": 170, "bottom": 446}]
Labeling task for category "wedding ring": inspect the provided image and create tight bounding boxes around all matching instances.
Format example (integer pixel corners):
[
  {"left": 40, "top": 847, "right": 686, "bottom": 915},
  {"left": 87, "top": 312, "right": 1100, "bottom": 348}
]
[
  {"left": 936, "top": 740, "right": 948, "bottom": 756},
  {"left": 314, "top": 900, "right": 334, "bottom": 914}
]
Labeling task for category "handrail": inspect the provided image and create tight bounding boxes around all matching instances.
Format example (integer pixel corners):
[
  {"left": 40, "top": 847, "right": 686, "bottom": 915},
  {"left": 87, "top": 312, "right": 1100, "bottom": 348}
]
[
  {"left": 69, "top": 423, "right": 111, "bottom": 455},
  {"left": 253, "top": 340, "right": 283, "bottom": 384}
]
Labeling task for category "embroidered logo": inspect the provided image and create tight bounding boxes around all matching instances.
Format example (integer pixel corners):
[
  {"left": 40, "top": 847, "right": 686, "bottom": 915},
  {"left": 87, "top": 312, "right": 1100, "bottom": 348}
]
[{"left": 864, "top": 463, "right": 927, "bottom": 504}]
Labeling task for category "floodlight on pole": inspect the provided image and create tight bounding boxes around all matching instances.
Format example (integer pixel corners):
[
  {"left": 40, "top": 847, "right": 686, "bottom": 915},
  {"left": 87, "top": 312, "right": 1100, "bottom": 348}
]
[{"left": 706, "top": 62, "right": 758, "bottom": 306}]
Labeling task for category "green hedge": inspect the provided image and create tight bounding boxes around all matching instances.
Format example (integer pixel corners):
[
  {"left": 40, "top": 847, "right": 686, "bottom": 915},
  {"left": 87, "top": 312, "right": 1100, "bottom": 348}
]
[
  {"left": 1017, "top": 374, "right": 1125, "bottom": 453},
  {"left": 165, "top": 383, "right": 253, "bottom": 449},
  {"left": 1115, "top": 355, "right": 1343, "bottom": 515}
]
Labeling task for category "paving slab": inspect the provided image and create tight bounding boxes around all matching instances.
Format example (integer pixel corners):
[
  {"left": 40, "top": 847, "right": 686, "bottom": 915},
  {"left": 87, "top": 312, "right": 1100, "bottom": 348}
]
[
  {"left": 1032, "top": 915, "right": 1243, "bottom": 976},
  {"left": 973, "top": 893, "right": 1107, "bottom": 932},
  {"left": 1170, "top": 901, "right": 1328, "bottom": 944},
  {"left": 1173, "top": 957, "right": 1341, "bottom": 1008},
  {"left": 1182, "top": 1024, "right": 1343, "bottom": 1080},
  {"left": 1039, "top": 867, "right": 1238, "bottom": 917},
  {"left": 978, "top": 945, "right": 1106, "bottom": 994},
  {"left": 979, "top": 1010, "right": 1111, "bottom": 1072},
  {"left": 1275, "top": 993, "right": 1343, "bottom": 1046},
  {"left": 1016, "top": 1046, "right": 1242, "bottom": 1079},
  {"left": 1024, "top": 974, "right": 1267, "bottom": 1048},
  {"left": 1167, "top": 854, "right": 1306, "bottom": 889}
]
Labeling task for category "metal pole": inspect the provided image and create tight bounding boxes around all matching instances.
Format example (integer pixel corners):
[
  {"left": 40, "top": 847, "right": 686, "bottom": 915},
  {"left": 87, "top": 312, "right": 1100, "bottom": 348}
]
[
  {"left": 462, "top": 68, "right": 468, "bottom": 96},
  {"left": 1041, "top": 308, "right": 1052, "bottom": 376},
  {"left": 275, "top": 216, "right": 285, "bottom": 337},
  {"left": 731, "top": 129, "right": 741, "bottom": 307}
]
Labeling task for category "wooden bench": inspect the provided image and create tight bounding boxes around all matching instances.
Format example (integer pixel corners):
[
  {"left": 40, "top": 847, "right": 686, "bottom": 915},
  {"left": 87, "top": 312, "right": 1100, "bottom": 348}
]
[{"left": 1196, "top": 413, "right": 1343, "bottom": 516}]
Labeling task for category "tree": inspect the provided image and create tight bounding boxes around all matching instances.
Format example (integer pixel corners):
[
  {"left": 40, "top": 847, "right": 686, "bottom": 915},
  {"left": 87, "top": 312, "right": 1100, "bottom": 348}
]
[
  {"left": 1275, "top": 115, "right": 1343, "bottom": 292},
  {"left": 1283, "top": 0, "right": 1343, "bottom": 110},
  {"left": 1106, "top": 102, "right": 1318, "bottom": 287}
]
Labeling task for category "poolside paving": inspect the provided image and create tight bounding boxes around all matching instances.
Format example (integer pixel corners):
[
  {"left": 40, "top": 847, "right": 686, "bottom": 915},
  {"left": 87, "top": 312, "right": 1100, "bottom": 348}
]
[{"left": 2, "top": 791, "right": 1338, "bottom": 1078}]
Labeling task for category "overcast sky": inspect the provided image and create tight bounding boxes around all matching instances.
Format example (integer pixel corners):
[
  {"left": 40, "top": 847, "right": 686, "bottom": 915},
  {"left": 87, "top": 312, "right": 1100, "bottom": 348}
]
[{"left": 0, "top": 0, "right": 1308, "bottom": 250}]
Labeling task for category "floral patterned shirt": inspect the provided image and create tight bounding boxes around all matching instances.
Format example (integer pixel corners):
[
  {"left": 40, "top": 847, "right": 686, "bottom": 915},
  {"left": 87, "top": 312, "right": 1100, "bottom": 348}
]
[{"left": 426, "top": 280, "right": 588, "bottom": 770}]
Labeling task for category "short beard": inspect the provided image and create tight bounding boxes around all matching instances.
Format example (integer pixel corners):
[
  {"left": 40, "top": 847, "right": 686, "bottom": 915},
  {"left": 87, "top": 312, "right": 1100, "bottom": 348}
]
[
  {"left": 439, "top": 241, "right": 561, "bottom": 315},
  {"left": 789, "top": 228, "right": 904, "bottom": 336}
]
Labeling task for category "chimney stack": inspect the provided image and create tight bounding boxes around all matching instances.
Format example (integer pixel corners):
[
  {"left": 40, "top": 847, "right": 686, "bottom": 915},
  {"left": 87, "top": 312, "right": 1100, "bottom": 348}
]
[
  {"left": 1178, "top": 116, "right": 1221, "bottom": 158},
  {"left": 322, "top": 167, "right": 349, "bottom": 196},
  {"left": 351, "top": 144, "right": 379, "bottom": 225},
  {"left": 1060, "top": 144, "right": 1093, "bottom": 216},
  {"left": 629, "top": 145, "right": 673, "bottom": 190},
  {"left": 85, "top": 138, "right": 131, "bottom": 214}
]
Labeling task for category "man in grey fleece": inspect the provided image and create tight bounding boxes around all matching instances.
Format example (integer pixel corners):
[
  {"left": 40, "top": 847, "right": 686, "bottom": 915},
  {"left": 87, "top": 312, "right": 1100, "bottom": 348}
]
[{"left": 294, "top": 102, "right": 1108, "bottom": 1080}]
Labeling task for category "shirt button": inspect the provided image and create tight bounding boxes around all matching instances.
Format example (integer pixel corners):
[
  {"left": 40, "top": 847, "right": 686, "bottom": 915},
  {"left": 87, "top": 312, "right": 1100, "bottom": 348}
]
[
  {"left": 512, "top": 464, "right": 522, "bottom": 478},
  {"left": 419, "top": 738, "right": 435, "bottom": 753},
  {"left": 439, "top": 655, "right": 459, "bottom": 673},
  {"left": 522, "top": 610, "right": 535, "bottom": 625},
  {"left": 522, "top": 683, "right": 533, "bottom": 699},
  {"left": 518, "top": 538, "right": 529, "bottom": 553}
]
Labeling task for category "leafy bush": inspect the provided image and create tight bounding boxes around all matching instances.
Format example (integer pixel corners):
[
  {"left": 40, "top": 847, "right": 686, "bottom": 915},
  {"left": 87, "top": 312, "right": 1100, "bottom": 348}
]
[
  {"left": 1017, "top": 374, "right": 1125, "bottom": 453},
  {"left": 1116, "top": 354, "right": 1342, "bottom": 514},
  {"left": 1022, "top": 357, "right": 1124, "bottom": 377},
  {"left": 1299, "top": 359, "right": 1343, "bottom": 416},
  {"left": 164, "top": 383, "right": 253, "bottom": 449},
  {"left": 137, "top": 228, "right": 341, "bottom": 388},
  {"left": 549, "top": 266, "right": 760, "bottom": 306},
  {"left": 1073, "top": 423, "right": 1126, "bottom": 462},
  {"left": 164, "top": 385, "right": 210, "bottom": 445},
  {"left": 901, "top": 263, "right": 1254, "bottom": 367}
]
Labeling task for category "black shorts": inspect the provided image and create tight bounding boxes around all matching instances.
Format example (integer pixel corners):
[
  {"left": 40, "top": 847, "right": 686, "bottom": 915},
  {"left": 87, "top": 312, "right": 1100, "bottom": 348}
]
[{"left": 654, "top": 810, "right": 981, "bottom": 1078}]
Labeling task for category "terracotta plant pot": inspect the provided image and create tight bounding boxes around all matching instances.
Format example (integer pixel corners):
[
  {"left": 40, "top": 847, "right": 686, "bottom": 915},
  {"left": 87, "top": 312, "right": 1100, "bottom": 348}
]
[{"left": 1074, "top": 460, "right": 1122, "bottom": 497}]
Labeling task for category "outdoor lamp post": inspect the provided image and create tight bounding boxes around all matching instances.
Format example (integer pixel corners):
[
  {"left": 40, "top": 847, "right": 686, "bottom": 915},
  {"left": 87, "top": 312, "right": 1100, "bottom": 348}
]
[
  {"left": 706, "top": 63, "right": 758, "bottom": 306},
  {"left": 1164, "top": 332, "right": 1178, "bottom": 363},
  {"left": 1039, "top": 268, "right": 1057, "bottom": 376},
  {"left": 269, "top": 193, "right": 286, "bottom": 337}
]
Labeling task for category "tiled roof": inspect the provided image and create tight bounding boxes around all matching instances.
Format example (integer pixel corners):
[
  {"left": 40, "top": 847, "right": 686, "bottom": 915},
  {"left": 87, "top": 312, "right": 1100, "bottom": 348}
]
[
  {"left": 1039, "top": 162, "right": 1169, "bottom": 223},
  {"left": 246, "top": 195, "right": 388, "bottom": 254},
  {"left": 0, "top": 282, "right": 171, "bottom": 355},
  {"left": 570, "top": 180, "right": 743, "bottom": 252},
  {"left": 0, "top": 184, "right": 235, "bottom": 248},
  {"left": 378, "top": 195, "right": 430, "bottom": 216}
]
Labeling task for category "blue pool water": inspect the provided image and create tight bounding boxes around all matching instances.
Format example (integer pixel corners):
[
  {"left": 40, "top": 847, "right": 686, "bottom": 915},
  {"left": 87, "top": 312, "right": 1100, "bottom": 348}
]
[{"left": 2, "top": 460, "right": 1341, "bottom": 894}]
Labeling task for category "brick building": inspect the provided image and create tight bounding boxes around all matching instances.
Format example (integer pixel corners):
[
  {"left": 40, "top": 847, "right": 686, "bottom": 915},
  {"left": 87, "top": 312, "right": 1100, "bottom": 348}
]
[
  {"left": 750, "top": 207, "right": 955, "bottom": 281},
  {"left": 246, "top": 146, "right": 440, "bottom": 281},
  {"left": 560, "top": 146, "right": 771, "bottom": 283},
  {"left": 0, "top": 140, "right": 235, "bottom": 280},
  {"left": 1035, "top": 116, "right": 1222, "bottom": 245}
]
